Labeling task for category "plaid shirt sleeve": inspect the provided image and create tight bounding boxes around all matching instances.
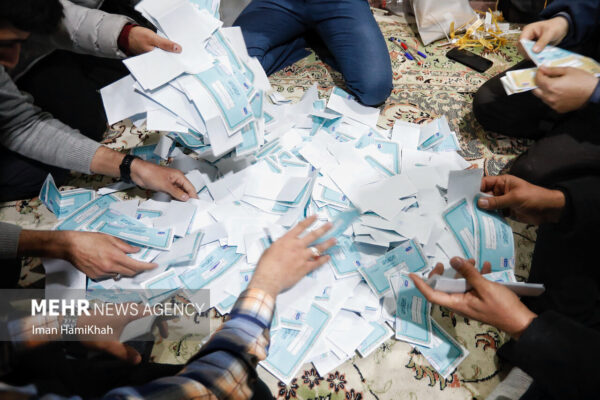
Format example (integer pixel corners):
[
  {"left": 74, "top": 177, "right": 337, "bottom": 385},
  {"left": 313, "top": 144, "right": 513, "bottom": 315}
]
[{"left": 103, "top": 288, "right": 275, "bottom": 400}]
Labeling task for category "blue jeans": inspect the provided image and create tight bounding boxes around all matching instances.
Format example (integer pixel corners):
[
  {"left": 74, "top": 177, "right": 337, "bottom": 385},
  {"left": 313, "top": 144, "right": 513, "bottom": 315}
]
[{"left": 234, "top": 0, "right": 393, "bottom": 106}]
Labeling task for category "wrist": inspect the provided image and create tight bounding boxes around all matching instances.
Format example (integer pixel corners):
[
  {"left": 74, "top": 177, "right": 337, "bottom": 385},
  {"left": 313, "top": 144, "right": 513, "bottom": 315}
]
[
  {"left": 247, "top": 275, "right": 280, "bottom": 299},
  {"left": 129, "top": 157, "right": 145, "bottom": 186},
  {"left": 118, "top": 23, "right": 138, "bottom": 56},
  {"left": 544, "top": 189, "right": 566, "bottom": 223},
  {"left": 509, "top": 310, "right": 537, "bottom": 340},
  {"left": 551, "top": 16, "right": 570, "bottom": 43},
  {"left": 90, "top": 147, "right": 126, "bottom": 178}
]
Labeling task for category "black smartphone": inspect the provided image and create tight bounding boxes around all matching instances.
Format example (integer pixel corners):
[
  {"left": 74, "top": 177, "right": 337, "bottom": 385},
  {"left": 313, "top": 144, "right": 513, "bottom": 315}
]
[{"left": 446, "top": 48, "right": 493, "bottom": 73}]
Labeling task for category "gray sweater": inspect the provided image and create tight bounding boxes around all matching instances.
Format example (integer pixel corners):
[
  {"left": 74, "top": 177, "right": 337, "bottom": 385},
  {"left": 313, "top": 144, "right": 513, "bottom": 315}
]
[
  {"left": 1, "top": 0, "right": 133, "bottom": 260},
  {"left": 0, "top": 67, "right": 101, "bottom": 259}
]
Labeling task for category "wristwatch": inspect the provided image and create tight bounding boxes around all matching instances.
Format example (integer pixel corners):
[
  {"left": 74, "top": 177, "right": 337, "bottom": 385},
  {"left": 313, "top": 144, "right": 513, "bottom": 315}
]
[{"left": 119, "top": 154, "right": 141, "bottom": 184}]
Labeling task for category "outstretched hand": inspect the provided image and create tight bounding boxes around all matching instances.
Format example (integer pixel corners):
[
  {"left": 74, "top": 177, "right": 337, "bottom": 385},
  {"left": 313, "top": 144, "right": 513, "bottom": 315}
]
[{"left": 248, "top": 216, "right": 337, "bottom": 299}]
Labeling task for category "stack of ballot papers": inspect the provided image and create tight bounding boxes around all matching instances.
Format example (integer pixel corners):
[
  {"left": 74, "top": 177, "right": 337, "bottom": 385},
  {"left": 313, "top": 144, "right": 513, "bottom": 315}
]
[
  {"left": 42, "top": 0, "right": 535, "bottom": 384},
  {"left": 501, "top": 39, "right": 600, "bottom": 95}
]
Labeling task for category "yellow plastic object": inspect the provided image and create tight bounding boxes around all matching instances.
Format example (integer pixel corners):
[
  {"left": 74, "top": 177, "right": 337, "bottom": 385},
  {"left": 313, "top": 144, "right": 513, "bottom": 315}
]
[{"left": 450, "top": 8, "right": 514, "bottom": 52}]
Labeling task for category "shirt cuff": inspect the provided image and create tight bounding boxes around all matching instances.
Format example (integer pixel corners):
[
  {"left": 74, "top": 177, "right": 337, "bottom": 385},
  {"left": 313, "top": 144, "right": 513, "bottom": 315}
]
[
  {"left": 229, "top": 288, "right": 275, "bottom": 330},
  {"left": 589, "top": 80, "right": 600, "bottom": 104},
  {"left": 118, "top": 23, "right": 139, "bottom": 57},
  {"left": 0, "top": 223, "right": 22, "bottom": 259},
  {"left": 554, "top": 12, "right": 573, "bottom": 46}
]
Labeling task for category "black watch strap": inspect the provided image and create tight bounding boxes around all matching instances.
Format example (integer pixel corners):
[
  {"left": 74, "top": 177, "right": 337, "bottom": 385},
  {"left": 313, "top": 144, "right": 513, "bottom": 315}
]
[{"left": 119, "top": 154, "right": 140, "bottom": 184}]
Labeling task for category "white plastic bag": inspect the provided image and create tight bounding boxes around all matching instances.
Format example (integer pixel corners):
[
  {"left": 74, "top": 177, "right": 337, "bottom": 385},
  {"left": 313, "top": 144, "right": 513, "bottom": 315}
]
[{"left": 409, "top": 0, "right": 477, "bottom": 45}]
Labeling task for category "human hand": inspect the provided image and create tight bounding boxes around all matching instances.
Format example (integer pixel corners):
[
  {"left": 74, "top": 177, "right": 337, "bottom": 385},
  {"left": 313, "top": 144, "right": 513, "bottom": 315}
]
[
  {"left": 477, "top": 174, "right": 565, "bottom": 225},
  {"left": 410, "top": 257, "right": 537, "bottom": 339},
  {"left": 77, "top": 303, "right": 169, "bottom": 364},
  {"left": 127, "top": 26, "right": 182, "bottom": 55},
  {"left": 63, "top": 231, "right": 157, "bottom": 279},
  {"left": 533, "top": 66, "right": 599, "bottom": 113},
  {"left": 519, "top": 17, "right": 569, "bottom": 54},
  {"left": 248, "top": 216, "right": 337, "bottom": 299},
  {"left": 130, "top": 159, "right": 198, "bottom": 202}
]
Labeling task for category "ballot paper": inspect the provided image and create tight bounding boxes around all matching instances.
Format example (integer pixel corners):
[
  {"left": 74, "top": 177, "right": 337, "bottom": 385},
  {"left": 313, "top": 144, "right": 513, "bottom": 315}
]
[
  {"left": 391, "top": 272, "right": 433, "bottom": 347},
  {"left": 97, "top": 222, "right": 174, "bottom": 250},
  {"left": 357, "top": 321, "right": 394, "bottom": 357},
  {"left": 84, "top": 3, "right": 517, "bottom": 382},
  {"left": 261, "top": 304, "right": 331, "bottom": 384},
  {"left": 40, "top": 174, "right": 95, "bottom": 220},
  {"left": 55, "top": 194, "right": 119, "bottom": 231},
  {"left": 502, "top": 41, "right": 600, "bottom": 95},
  {"left": 473, "top": 194, "right": 515, "bottom": 271},
  {"left": 327, "top": 87, "right": 380, "bottom": 127},
  {"left": 415, "top": 320, "right": 469, "bottom": 380},
  {"left": 442, "top": 199, "right": 476, "bottom": 260}
]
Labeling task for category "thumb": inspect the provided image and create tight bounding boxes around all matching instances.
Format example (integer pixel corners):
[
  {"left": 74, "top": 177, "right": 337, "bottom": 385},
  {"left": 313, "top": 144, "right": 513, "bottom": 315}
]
[
  {"left": 538, "top": 65, "right": 568, "bottom": 77},
  {"left": 450, "top": 257, "right": 487, "bottom": 288},
  {"left": 153, "top": 34, "right": 182, "bottom": 53},
  {"left": 532, "top": 30, "right": 554, "bottom": 52},
  {"left": 167, "top": 184, "right": 190, "bottom": 202},
  {"left": 477, "top": 193, "right": 514, "bottom": 211}
]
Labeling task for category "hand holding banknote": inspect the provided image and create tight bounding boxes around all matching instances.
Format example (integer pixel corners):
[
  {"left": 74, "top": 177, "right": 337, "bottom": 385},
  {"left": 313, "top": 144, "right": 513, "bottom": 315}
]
[
  {"left": 520, "top": 17, "right": 569, "bottom": 54},
  {"left": 248, "top": 216, "right": 337, "bottom": 299},
  {"left": 410, "top": 258, "right": 537, "bottom": 339},
  {"left": 477, "top": 174, "right": 565, "bottom": 225},
  {"left": 533, "top": 66, "right": 599, "bottom": 113}
]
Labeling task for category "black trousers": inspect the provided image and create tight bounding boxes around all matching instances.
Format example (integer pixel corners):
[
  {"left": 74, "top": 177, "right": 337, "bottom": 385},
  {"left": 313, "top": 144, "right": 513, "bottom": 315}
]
[
  {"left": 0, "top": 51, "right": 129, "bottom": 202},
  {"left": 2, "top": 342, "right": 273, "bottom": 399},
  {"left": 473, "top": 59, "right": 600, "bottom": 187}
]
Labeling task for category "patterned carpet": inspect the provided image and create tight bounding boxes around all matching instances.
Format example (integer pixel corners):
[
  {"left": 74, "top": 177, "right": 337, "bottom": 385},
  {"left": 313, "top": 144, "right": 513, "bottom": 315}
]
[{"left": 0, "top": 9, "right": 539, "bottom": 400}]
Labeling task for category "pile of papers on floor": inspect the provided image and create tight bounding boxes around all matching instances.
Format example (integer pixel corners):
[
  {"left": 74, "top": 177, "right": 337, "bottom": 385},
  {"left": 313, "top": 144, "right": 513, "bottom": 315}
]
[
  {"left": 41, "top": 0, "right": 525, "bottom": 384},
  {"left": 502, "top": 39, "right": 600, "bottom": 95}
]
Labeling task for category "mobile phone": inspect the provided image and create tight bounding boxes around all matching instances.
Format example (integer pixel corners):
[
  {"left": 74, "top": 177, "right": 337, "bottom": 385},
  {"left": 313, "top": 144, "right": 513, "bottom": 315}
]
[{"left": 446, "top": 47, "right": 493, "bottom": 73}]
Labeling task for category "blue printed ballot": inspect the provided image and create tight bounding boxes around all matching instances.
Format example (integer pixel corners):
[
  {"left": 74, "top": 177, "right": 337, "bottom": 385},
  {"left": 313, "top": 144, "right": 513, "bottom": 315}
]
[
  {"left": 179, "top": 245, "right": 242, "bottom": 289},
  {"left": 261, "top": 304, "right": 331, "bottom": 384},
  {"left": 394, "top": 273, "right": 433, "bottom": 347},
  {"left": 97, "top": 222, "right": 174, "bottom": 250},
  {"left": 328, "top": 235, "right": 362, "bottom": 278},
  {"left": 442, "top": 199, "right": 475, "bottom": 260},
  {"left": 310, "top": 209, "right": 360, "bottom": 245},
  {"left": 39, "top": 174, "right": 95, "bottom": 219},
  {"left": 357, "top": 321, "right": 394, "bottom": 357},
  {"left": 473, "top": 194, "right": 515, "bottom": 271},
  {"left": 415, "top": 320, "right": 469, "bottom": 380},
  {"left": 359, "top": 239, "right": 429, "bottom": 297},
  {"left": 86, "top": 208, "right": 146, "bottom": 231},
  {"left": 56, "top": 194, "right": 119, "bottom": 231},
  {"left": 194, "top": 61, "right": 253, "bottom": 133}
]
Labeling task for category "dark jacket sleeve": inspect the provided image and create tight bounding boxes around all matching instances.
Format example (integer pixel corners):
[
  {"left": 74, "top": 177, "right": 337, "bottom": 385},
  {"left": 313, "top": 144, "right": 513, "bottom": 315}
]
[
  {"left": 498, "top": 310, "right": 600, "bottom": 400},
  {"left": 541, "top": 0, "right": 600, "bottom": 48},
  {"left": 553, "top": 176, "right": 600, "bottom": 236}
]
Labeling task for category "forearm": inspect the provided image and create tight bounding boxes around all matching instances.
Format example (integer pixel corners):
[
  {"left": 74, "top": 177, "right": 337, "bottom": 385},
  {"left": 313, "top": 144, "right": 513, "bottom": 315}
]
[
  {"left": 54, "top": 0, "right": 133, "bottom": 58},
  {"left": 90, "top": 146, "right": 126, "bottom": 178},
  {"left": 498, "top": 310, "right": 600, "bottom": 399},
  {"left": 0, "top": 68, "right": 100, "bottom": 174},
  {"left": 541, "top": 0, "right": 600, "bottom": 47},
  {"left": 16, "top": 230, "right": 71, "bottom": 260},
  {"left": 105, "top": 289, "right": 275, "bottom": 399}
]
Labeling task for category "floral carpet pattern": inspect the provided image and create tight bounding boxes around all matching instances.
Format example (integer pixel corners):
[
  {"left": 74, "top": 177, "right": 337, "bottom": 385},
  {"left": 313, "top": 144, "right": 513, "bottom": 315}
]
[{"left": 0, "top": 9, "right": 537, "bottom": 400}]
